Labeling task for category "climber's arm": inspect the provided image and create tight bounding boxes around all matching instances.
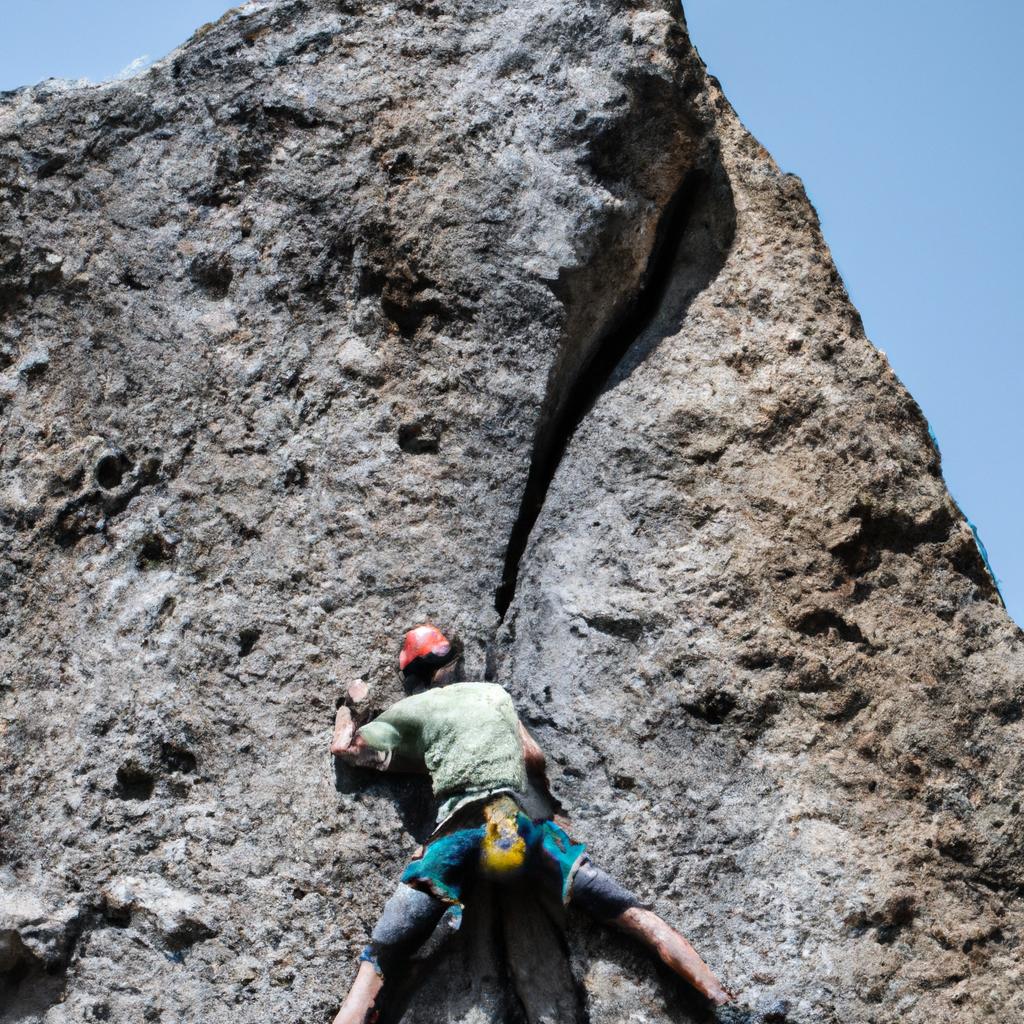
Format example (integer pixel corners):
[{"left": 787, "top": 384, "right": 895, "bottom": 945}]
[
  {"left": 330, "top": 706, "right": 427, "bottom": 773},
  {"left": 518, "top": 720, "right": 547, "bottom": 775},
  {"left": 518, "top": 720, "right": 569, "bottom": 822}
]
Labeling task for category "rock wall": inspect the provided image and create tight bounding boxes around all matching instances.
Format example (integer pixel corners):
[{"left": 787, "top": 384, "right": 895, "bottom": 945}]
[{"left": 1, "top": 2, "right": 1021, "bottom": 1023}]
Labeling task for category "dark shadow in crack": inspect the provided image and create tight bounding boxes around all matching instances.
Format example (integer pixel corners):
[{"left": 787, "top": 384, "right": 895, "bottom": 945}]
[
  {"left": 379, "top": 878, "right": 587, "bottom": 1024},
  {"left": 495, "top": 149, "right": 736, "bottom": 618},
  {"left": 378, "top": 876, "right": 526, "bottom": 1024},
  {"left": 611, "top": 157, "right": 737, "bottom": 388}
]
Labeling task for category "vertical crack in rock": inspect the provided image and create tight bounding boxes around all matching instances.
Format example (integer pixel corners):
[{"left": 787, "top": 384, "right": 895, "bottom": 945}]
[
  {"left": 499, "top": 887, "right": 588, "bottom": 1024},
  {"left": 484, "top": 156, "right": 735, "bottom": 1019},
  {"left": 494, "top": 162, "right": 736, "bottom": 618}
]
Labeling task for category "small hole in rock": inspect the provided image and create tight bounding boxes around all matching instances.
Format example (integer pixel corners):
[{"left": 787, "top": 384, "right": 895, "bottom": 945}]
[
  {"left": 189, "top": 253, "right": 233, "bottom": 299},
  {"left": 103, "top": 903, "right": 131, "bottom": 928},
  {"left": 95, "top": 452, "right": 129, "bottom": 490},
  {"left": 238, "top": 628, "right": 261, "bottom": 658},
  {"left": 398, "top": 421, "right": 441, "bottom": 455},
  {"left": 683, "top": 688, "right": 737, "bottom": 724},
  {"left": 995, "top": 700, "right": 1022, "bottom": 724},
  {"left": 137, "top": 534, "right": 176, "bottom": 569},
  {"left": 36, "top": 153, "right": 68, "bottom": 178},
  {"left": 121, "top": 271, "right": 149, "bottom": 291},
  {"left": 115, "top": 763, "right": 155, "bottom": 801},
  {"left": 283, "top": 462, "right": 308, "bottom": 489},
  {"left": 160, "top": 742, "right": 197, "bottom": 774},
  {"left": 138, "top": 456, "right": 162, "bottom": 483}
]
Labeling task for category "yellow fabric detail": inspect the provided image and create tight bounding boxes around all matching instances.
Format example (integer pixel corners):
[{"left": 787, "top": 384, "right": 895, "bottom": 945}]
[{"left": 479, "top": 797, "right": 527, "bottom": 876}]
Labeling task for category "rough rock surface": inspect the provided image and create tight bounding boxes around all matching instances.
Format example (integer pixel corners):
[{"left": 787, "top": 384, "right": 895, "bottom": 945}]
[{"left": 0, "top": 2, "right": 1020, "bottom": 1023}]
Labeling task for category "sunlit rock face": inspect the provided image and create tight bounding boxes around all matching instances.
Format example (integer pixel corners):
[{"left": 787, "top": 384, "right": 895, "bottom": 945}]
[{"left": 0, "top": 3, "right": 1020, "bottom": 1023}]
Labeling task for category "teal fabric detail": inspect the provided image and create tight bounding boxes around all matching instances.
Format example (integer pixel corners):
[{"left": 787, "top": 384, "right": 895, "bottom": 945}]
[
  {"left": 537, "top": 817, "right": 588, "bottom": 902},
  {"left": 400, "top": 812, "right": 586, "bottom": 906},
  {"left": 358, "top": 945, "right": 382, "bottom": 974},
  {"left": 401, "top": 828, "right": 484, "bottom": 904}
]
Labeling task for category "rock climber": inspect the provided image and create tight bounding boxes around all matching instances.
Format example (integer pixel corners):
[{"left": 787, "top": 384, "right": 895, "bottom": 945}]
[{"left": 329, "top": 624, "right": 733, "bottom": 1023}]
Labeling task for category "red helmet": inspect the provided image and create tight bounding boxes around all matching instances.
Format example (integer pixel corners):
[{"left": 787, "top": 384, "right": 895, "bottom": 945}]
[{"left": 399, "top": 624, "right": 452, "bottom": 673}]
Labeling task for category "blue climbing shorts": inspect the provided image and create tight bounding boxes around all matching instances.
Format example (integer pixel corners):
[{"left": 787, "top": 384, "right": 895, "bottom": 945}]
[{"left": 400, "top": 794, "right": 587, "bottom": 911}]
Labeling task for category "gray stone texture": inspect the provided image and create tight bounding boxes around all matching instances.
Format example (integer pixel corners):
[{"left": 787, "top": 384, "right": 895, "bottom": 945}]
[{"left": 0, "top": 2, "right": 1020, "bottom": 1022}]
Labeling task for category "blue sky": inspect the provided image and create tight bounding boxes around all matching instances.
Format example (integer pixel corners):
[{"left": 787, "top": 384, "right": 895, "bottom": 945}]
[
  {"left": 2, "top": 2, "right": 1021, "bottom": 625},
  {"left": 0, "top": 2, "right": 226, "bottom": 87}
]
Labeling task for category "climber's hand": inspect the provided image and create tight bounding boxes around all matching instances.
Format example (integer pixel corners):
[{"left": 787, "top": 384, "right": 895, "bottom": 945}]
[
  {"left": 330, "top": 706, "right": 357, "bottom": 755},
  {"left": 331, "top": 709, "right": 393, "bottom": 770}
]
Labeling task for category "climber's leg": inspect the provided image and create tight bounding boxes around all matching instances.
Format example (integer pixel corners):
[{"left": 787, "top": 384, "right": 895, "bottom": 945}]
[
  {"left": 570, "top": 860, "right": 733, "bottom": 1006},
  {"left": 333, "top": 961, "right": 383, "bottom": 1024},
  {"left": 333, "top": 883, "right": 450, "bottom": 1024}
]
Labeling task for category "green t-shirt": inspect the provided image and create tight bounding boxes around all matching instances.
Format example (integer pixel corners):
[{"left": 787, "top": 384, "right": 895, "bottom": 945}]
[{"left": 358, "top": 682, "right": 526, "bottom": 805}]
